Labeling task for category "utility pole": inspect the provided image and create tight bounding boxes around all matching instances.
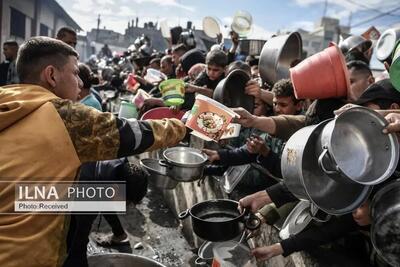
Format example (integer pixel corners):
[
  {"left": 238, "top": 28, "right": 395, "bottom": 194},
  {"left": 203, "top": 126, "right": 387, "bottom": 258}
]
[
  {"left": 96, "top": 14, "right": 101, "bottom": 42},
  {"left": 323, "top": 0, "right": 328, "bottom": 18}
]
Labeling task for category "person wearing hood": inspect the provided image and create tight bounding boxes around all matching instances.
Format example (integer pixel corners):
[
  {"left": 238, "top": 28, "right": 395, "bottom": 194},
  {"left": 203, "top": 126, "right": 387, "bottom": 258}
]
[{"left": 0, "top": 36, "right": 186, "bottom": 267}]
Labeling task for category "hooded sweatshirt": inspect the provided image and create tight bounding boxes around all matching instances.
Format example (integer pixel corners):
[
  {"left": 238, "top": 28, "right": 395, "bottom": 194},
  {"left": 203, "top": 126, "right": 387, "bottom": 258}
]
[{"left": 0, "top": 84, "right": 186, "bottom": 267}]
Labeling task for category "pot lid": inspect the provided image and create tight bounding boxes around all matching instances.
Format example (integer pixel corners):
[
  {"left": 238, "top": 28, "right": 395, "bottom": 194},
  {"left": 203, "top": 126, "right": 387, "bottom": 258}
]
[
  {"left": 279, "top": 200, "right": 315, "bottom": 239},
  {"left": 213, "top": 69, "right": 254, "bottom": 113},
  {"left": 376, "top": 28, "right": 400, "bottom": 62}
]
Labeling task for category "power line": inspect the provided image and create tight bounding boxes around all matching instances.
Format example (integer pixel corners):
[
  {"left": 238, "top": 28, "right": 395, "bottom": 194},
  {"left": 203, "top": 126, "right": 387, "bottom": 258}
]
[
  {"left": 351, "top": 6, "right": 400, "bottom": 28},
  {"left": 344, "top": 0, "right": 400, "bottom": 18}
]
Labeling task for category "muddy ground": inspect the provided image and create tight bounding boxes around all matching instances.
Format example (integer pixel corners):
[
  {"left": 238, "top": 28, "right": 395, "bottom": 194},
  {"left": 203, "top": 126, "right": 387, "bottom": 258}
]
[{"left": 88, "top": 184, "right": 198, "bottom": 267}]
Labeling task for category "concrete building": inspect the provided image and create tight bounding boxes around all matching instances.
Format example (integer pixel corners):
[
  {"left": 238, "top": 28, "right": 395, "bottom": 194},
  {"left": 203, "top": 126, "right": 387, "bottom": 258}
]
[
  {"left": 296, "top": 17, "right": 350, "bottom": 57},
  {"left": 0, "top": 0, "right": 82, "bottom": 60}
]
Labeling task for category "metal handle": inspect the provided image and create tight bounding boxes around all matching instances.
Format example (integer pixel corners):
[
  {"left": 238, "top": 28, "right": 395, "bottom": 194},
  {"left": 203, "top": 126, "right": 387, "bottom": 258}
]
[
  {"left": 178, "top": 209, "right": 190, "bottom": 220},
  {"left": 194, "top": 257, "right": 208, "bottom": 266},
  {"left": 244, "top": 213, "right": 261, "bottom": 231},
  {"left": 158, "top": 159, "right": 171, "bottom": 169},
  {"left": 309, "top": 203, "right": 331, "bottom": 223},
  {"left": 318, "top": 148, "right": 339, "bottom": 175}
]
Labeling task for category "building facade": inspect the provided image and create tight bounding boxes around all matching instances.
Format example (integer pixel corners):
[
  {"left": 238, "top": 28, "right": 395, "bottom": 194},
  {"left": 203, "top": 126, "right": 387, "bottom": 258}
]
[{"left": 0, "top": 0, "right": 81, "bottom": 60}]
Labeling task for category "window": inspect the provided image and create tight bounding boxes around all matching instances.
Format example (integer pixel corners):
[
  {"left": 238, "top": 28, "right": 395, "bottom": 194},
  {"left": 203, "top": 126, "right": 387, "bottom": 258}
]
[
  {"left": 10, "top": 7, "right": 26, "bottom": 39},
  {"left": 40, "top": 23, "right": 49, "bottom": 36}
]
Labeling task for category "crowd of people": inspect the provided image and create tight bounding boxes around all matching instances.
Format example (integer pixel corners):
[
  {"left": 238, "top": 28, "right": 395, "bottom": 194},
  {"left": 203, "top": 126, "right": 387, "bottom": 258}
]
[{"left": 1, "top": 21, "right": 400, "bottom": 267}]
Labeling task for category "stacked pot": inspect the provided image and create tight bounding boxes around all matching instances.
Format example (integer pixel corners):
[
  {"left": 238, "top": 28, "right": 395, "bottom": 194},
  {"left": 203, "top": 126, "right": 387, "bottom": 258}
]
[
  {"left": 140, "top": 147, "right": 208, "bottom": 190},
  {"left": 281, "top": 107, "right": 399, "bottom": 216}
]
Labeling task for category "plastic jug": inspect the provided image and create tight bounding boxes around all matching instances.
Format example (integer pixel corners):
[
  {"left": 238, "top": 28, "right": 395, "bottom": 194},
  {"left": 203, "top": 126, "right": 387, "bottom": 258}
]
[{"left": 211, "top": 241, "right": 256, "bottom": 267}]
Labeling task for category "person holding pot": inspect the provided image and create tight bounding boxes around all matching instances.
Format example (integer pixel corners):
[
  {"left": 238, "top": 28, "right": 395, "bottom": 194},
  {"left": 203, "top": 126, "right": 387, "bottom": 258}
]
[
  {"left": 238, "top": 78, "right": 400, "bottom": 264},
  {"left": 0, "top": 36, "right": 186, "bottom": 267}
]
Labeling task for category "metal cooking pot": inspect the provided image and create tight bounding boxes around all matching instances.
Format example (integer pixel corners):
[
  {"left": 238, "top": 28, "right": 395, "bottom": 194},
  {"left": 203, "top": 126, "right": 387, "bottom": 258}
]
[
  {"left": 339, "top": 35, "right": 372, "bottom": 54},
  {"left": 259, "top": 32, "right": 302, "bottom": 85},
  {"left": 213, "top": 69, "right": 253, "bottom": 113},
  {"left": 370, "top": 180, "right": 400, "bottom": 267},
  {"left": 279, "top": 200, "right": 317, "bottom": 240},
  {"left": 161, "top": 147, "right": 208, "bottom": 182},
  {"left": 195, "top": 234, "right": 245, "bottom": 266},
  {"left": 281, "top": 120, "right": 372, "bottom": 215},
  {"left": 88, "top": 253, "right": 166, "bottom": 267},
  {"left": 140, "top": 158, "right": 178, "bottom": 190},
  {"left": 317, "top": 107, "right": 399, "bottom": 185},
  {"left": 178, "top": 199, "right": 260, "bottom": 242},
  {"left": 376, "top": 28, "right": 400, "bottom": 63}
]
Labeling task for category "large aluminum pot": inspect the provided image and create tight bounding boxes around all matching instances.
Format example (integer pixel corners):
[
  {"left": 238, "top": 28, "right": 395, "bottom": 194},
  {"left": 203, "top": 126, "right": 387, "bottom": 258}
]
[
  {"left": 317, "top": 107, "right": 399, "bottom": 185},
  {"left": 161, "top": 147, "right": 208, "bottom": 182},
  {"left": 140, "top": 158, "right": 178, "bottom": 190},
  {"left": 370, "top": 180, "right": 400, "bottom": 267},
  {"left": 88, "top": 253, "right": 166, "bottom": 267},
  {"left": 259, "top": 32, "right": 302, "bottom": 85},
  {"left": 376, "top": 28, "right": 400, "bottom": 63},
  {"left": 282, "top": 120, "right": 372, "bottom": 215}
]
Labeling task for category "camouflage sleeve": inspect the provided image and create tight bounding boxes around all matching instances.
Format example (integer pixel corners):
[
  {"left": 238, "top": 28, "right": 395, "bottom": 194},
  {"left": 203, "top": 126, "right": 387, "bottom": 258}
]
[{"left": 50, "top": 99, "right": 186, "bottom": 163}]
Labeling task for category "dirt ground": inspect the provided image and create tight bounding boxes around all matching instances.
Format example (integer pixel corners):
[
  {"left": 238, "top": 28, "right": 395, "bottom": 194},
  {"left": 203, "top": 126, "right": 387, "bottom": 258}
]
[{"left": 88, "top": 184, "right": 198, "bottom": 267}]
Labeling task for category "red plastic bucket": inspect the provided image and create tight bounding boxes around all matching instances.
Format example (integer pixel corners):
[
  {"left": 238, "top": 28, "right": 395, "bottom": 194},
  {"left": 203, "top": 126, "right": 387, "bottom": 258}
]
[
  {"left": 140, "top": 107, "right": 185, "bottom": 120},
  {"left": 290, "top": 43, "right": 349, "bottom": 99}
]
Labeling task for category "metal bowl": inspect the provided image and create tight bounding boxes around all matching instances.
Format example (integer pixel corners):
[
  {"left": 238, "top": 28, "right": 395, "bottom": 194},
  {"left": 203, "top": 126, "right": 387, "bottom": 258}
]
[
  {"left": 213, "top": 69, "right": 253, "bottom": 112},
  {"left": 259, "top": 32, "right": 302, "bottom": 85},
  {"left": 376, "top": 28, "right": 400, "bottom": 62},
  {"left": 88, "top": 253, "right": 166, "bottom": 267},
  {"left": 140, "top": 158, "right": 178, "bottom": 190}
]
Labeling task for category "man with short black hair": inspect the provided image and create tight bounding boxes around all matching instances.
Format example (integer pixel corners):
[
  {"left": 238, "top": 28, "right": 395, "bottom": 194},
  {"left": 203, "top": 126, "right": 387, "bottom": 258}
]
[
  {"left": 56, "top": 27, "right": 77, "bottom": 48},
  {"left": 0, "top": 36, "right": 185, "bottom": 267},
  {"left": 2, "top": 40, "right": 19, "bottom": 84},
  {"left": 271, "top": 79, "right": 303, "bottom": 115},
  {"left": 171, "top": 43, "right": 188, "bottom": 66},
  {"left": 347, "top": 60, "right": 375, "bottom": 101}
]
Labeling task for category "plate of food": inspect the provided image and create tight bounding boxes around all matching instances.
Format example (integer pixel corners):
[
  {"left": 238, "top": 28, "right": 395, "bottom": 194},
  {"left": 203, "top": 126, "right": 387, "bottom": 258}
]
[{"left": 197, "top": 112, "right": 224, "bottom": 133}]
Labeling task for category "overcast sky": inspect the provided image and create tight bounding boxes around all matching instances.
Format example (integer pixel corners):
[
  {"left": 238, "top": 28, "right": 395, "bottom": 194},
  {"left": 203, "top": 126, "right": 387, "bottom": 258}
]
[{"left": 57, "top": 0, "right": 400, "bottom": 37}]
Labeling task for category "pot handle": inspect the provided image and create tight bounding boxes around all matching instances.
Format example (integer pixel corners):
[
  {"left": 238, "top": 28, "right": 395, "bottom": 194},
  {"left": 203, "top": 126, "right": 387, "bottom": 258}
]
[
  {"left": 158, "top": 159, "right": 171, "bottom": 169},
  {"left": 178, "top": 209, "right": 190, "bottom": 220},
  {"left": 309, "top": 203, "right": 331, "bottom": 223},
  {"left": 244, "top": 213, "right": 261, "bottom": 231},
  {"left": 194, "top": 257, "right": 208, "bottom": 266},
  {"left": 318, "top": 148, "right": 339, "bottom": 175}
]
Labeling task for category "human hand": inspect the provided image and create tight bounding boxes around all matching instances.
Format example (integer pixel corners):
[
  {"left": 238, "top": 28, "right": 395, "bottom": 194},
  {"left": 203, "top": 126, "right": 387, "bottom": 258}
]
[
  {"left": 333, "top": 103, "right": 361, "bottom": 116},
  {"left": 245, "top": 80, "right": 261, "bottom": 99},
  {"left": 202, "top": 149, "right": 220, "bottom": 163},
  {"left": 246, "top": 135, "right": 269, "bottom": 157},
  {"left": 230, "top": 31, "right": 239, "bottom": 46},
  {"left": 238, "top": 190, "right": 272, "bottom": 213},
  {"left": 216, "top": 33, "right": 223, "bottom": 44},
  {"left": 232, "top": 107, "right": 256, "bottom": 128},
  {"left": 383, "top": 113, "right": 400, "bottom": 134},
  {"left": 251, "top": 243, "right": 284, "bottom": 261}
]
